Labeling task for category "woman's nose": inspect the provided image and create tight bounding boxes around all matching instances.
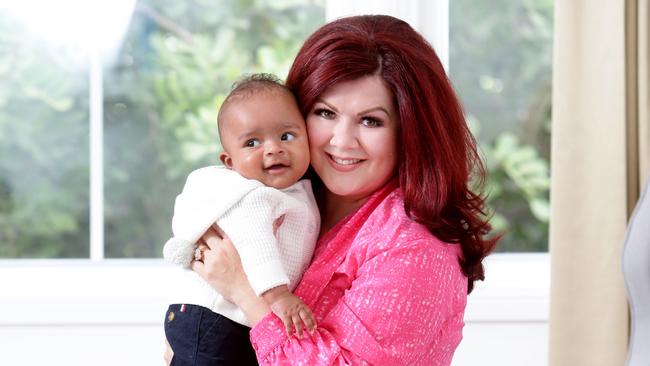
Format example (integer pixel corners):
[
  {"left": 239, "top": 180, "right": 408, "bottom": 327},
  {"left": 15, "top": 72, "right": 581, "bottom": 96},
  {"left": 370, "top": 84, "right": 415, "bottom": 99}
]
[{"left": 329, "top": 119, "right": 359, "bottom": 149}]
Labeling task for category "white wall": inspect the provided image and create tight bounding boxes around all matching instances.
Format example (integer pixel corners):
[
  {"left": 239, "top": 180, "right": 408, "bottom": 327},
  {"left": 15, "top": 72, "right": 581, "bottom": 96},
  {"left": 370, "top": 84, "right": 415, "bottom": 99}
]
[
  {"left": 0, "top": 253, "right": 548, "bottom": 365},
  {"left": 453, "top": 254, "right": 549, "bottom": 365},
  {"left": 0, "top": 261, "right": 172, "bottom": 365}
]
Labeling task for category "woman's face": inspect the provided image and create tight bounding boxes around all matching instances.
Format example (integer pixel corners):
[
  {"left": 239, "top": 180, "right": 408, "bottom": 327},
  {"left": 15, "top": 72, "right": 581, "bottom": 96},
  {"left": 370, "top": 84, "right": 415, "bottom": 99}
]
[{"left": 306, "top": 75, "right": 398, "bottom": 202}]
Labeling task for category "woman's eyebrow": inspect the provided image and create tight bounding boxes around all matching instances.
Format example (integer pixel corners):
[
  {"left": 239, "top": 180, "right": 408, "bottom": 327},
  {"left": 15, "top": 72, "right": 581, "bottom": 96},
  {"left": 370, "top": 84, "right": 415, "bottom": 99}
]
[
  {"left": 313, "top": 99, "right": 339, "bottom": 112},
  {"left": 315, "top": 99, "right": 390, "bottom": 117},
  {"left": 357, "top": 106, "right": 391, "bottom": 117}
]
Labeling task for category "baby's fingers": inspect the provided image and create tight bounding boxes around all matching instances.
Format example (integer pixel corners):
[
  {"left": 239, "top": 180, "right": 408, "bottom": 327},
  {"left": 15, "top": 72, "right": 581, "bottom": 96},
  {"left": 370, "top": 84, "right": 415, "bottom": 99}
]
[
  {"left": 292, "top": 312, "right": 304, "bottom": 339},
  {"left": 278, "top": 314, "right": 293, "bottom": 338},
  {"left": 299, "top": 307, "right": 316, "bottom": 333}
]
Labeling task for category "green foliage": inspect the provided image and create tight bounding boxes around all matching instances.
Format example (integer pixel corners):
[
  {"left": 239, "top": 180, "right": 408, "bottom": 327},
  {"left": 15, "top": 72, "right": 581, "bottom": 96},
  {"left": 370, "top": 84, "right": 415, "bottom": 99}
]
[
  {"left": 0, "top": 0, "right": 324, "bottom": 258},
  {"left": 2, "top": 0, "right": 551, "bottom": 257},
  {"left": 0, "top": 15, "right": 90, "bottom": 258},
  {"left": 483, "top": 133, "right": 550, "bottom": 251},
  {"left": 103, "top": 0, "right": 324, "bottom": 257},
  {"left": 450, "top": 0, "right": 553, "bottom": 251}
]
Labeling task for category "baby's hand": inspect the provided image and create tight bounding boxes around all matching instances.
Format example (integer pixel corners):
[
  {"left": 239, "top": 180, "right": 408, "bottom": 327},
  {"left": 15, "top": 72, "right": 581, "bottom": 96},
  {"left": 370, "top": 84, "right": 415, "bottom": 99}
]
[{"left": 262, "top": 285, "right": 316, "bottom": 338}]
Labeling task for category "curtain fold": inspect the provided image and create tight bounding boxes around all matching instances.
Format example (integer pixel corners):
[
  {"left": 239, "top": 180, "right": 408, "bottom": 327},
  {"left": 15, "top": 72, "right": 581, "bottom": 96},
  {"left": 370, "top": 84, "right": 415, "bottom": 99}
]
[
  {"left": 638, "top": 0, "right": 649, "bottom": 188},
  {"left": 549, "top": 0, "right": 649, "bottom": 365}
]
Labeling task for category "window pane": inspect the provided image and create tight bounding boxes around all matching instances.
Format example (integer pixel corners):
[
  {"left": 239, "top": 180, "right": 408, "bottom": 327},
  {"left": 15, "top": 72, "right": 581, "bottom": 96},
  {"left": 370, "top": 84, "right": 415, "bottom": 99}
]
[
  {"left": 104, "top": 0, "right": 325, "bottom": 258},
  {"left": 0, "top": 12, "right": 90, "bottom": 258},
  {"left": 449, "top": 0, "right": 553, "bottom": 252}
]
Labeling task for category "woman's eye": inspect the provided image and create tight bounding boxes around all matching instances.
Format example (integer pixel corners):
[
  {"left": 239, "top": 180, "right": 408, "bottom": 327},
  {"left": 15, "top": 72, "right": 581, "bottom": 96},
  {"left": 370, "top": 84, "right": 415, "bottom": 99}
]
[
  {"left": 244, "top": 139, "right": 260, "bottom": 148},
  {"left": 361, "top": 117, "right": 382, "bottom": 128},
  {"left": 315, "top": 108, "right": 335, "bottom": 119},
  {"left": 281, "top": 132, "right": 296, "bottom": 141}
]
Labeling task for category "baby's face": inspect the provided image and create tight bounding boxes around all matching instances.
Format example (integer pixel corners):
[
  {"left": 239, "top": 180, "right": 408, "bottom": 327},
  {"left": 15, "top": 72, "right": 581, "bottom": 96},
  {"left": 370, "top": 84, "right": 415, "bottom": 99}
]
[{"left": 219, "top": 90, "right": 310, "bottom": 189}]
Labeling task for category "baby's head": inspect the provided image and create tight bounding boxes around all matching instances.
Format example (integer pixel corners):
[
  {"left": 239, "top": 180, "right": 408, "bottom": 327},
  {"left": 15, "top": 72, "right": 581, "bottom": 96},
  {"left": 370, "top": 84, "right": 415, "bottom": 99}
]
[{"left": 217, "top": 73, "right": 310, "bottom": 189}]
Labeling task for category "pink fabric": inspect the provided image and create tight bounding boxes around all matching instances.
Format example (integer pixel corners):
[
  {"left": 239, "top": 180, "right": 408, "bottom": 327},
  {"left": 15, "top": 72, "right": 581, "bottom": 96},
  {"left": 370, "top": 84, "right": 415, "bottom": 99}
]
[{"left": 250, "top": 182, "right": 468, "bottom": 365}]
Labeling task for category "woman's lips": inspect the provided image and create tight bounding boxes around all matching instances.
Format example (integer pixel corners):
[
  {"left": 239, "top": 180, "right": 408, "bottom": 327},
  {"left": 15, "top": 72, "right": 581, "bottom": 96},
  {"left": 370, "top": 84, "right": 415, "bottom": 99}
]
[{"left": 326, "top": 153, "right": 363, "bottom": 172}]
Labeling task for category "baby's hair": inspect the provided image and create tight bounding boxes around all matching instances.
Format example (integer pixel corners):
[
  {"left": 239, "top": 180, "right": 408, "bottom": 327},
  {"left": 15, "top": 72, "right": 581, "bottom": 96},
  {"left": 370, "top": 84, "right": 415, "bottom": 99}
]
[
  {"left": 217, "top": 73, "right": 293, "bottom": 138},
  {"left": 229, "top": 73, "right": 288, "bottom": 96}
]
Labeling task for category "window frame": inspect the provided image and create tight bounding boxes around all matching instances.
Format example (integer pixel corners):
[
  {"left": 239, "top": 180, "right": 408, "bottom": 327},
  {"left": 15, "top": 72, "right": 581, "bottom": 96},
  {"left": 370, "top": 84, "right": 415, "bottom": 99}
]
[
  {"left": 1, "top": 0, "right": 550, "bottom": 332},
  {"left": 43, "top": 0, "right": 544, "bottom": 260},
  {"left": 0, "top": 253, "right": 549, "bottom": 325}
]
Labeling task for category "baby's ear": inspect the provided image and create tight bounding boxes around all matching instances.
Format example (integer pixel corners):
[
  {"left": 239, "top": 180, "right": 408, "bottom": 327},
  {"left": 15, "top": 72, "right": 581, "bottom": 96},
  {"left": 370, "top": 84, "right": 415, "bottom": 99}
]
[{"left": 219, "top": 151, "right": 233, "bottom": 169}]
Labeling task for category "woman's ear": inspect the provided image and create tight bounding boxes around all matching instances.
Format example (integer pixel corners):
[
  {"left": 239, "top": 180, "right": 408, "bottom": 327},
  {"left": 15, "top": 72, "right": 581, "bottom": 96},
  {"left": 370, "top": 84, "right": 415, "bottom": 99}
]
[{"left": 219, "top": 151, "right": 233, "bottom": 169}]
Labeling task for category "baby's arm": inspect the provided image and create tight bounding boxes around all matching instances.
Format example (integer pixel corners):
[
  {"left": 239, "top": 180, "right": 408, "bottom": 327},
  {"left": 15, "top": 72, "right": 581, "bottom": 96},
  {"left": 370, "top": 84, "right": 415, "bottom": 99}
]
[
  {"left": 262, "top": 285, "right": 316, "bottom": 338},
  {"left": 219, "top": 186, "right": 316, "bottom": 335}
]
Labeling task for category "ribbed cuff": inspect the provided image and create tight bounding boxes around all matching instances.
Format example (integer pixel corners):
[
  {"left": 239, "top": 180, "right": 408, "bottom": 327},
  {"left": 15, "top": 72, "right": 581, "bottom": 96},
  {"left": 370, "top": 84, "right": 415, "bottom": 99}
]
[{"left": 246, "top": 259, "right": 290, "bottom": 296}]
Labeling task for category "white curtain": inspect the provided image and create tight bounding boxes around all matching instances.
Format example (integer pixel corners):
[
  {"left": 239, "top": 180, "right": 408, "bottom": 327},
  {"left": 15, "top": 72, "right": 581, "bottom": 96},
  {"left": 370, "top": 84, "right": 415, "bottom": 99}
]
[{"left": 549, "top": 0, "right": 649, "bottom": 365}]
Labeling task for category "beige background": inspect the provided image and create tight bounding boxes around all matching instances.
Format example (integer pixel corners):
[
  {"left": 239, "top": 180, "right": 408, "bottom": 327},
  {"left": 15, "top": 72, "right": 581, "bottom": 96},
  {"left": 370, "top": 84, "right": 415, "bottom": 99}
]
[{"left": 549, "top": 1, "right": 649, "bottom": 365}]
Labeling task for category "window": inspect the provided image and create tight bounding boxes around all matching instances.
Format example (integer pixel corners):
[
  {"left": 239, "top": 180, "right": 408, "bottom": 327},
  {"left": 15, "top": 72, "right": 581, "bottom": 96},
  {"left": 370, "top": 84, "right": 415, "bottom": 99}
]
[
  {"left": 1, "top": 3, "right": 551, "bottom": 364},
  {"left": 0, "top": 0, "right": 326, "bottom": 259},
  {"left": 326, "top": 0, "right": 553, "bottom": 252},
  {"left": 449, "top": 0, "right": 553, "bottom": 252},
  {"left": 1, "top": 0, "right": 551, "bottom": 257},
  {"left": 0, "top": 4, "right": 91, "bottom": 258}
]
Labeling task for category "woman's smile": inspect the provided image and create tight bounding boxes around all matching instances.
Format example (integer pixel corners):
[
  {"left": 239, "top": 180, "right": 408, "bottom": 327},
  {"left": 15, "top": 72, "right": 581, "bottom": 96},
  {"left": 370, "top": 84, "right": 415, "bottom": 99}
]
[{"left": 326, "top": 153, "right": 364, "bottom": 171}]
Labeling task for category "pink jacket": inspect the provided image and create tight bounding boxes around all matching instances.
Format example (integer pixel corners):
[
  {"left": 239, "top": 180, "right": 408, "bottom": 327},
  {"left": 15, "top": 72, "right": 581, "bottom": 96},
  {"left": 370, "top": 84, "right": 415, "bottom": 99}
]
[{"left": 250, "top": 182, "right": 468, "bottom": 365}]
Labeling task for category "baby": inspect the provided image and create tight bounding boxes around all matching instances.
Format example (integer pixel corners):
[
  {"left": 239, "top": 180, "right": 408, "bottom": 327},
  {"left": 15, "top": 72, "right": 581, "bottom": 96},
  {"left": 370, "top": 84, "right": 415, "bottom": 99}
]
[{"left": 163, "top": 73, "right": 319, "bottom": 365}]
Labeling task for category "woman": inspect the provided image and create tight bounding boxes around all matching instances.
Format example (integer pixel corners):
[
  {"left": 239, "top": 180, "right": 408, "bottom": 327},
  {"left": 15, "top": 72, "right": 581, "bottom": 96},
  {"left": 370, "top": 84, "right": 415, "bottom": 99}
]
[{"left": 190, "top": 15, "right": 496, "bottom": 365}]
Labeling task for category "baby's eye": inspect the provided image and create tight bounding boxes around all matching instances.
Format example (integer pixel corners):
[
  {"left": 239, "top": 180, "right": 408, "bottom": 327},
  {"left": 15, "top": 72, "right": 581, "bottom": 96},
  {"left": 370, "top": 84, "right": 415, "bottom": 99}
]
[
  {"left": 315, "top": 108, "right": 335, "bottom": 119},
  {"left": 281, "top": 132, "right": 296, "bottom": 141},
  {"left": 361, "top": 117, "right": 382, "bottom": 128},
  {"left": 244, "top": 139, "right": 260, "bottom": 148}
]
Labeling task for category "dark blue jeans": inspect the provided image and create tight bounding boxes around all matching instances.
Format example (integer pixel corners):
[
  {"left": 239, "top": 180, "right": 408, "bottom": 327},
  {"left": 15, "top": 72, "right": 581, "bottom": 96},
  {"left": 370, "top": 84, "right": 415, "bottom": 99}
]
[{"left": 164, "top": 304, "right": 259, "bottom": 366}]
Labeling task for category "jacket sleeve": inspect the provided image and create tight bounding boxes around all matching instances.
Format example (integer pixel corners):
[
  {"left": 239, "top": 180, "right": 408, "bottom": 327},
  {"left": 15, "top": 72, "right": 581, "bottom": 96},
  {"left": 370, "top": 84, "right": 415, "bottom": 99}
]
[{"left": 249, "top": 238, "right": 467, "bottom": 365}]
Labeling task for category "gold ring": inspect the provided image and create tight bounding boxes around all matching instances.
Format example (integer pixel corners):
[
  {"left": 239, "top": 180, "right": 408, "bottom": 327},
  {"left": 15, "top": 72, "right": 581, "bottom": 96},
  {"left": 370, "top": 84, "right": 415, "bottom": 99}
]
[{"left": 194, "top": 247, "right": 203, "bottom": 261}]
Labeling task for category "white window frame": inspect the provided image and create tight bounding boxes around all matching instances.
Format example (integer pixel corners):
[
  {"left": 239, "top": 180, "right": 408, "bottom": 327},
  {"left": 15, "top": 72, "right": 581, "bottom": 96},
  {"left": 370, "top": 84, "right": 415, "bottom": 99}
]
[
  {"left": 0, "top": 254, "right": 549, "bottom": 325},
  {"left": 1, "top": 0, "right": 549, "bottom": 342},
  {"left": 326, "top": 0, "right": 449, "bottom": 70},
  {"left": 90, "top": 47, "right": 105, "bottom": 261}
]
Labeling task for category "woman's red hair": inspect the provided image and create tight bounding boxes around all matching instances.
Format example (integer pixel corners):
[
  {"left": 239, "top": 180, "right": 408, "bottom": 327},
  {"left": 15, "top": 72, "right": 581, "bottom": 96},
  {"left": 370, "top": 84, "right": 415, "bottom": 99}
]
[{"left": 287, "top": 15, "right": 497, "bottom": 293}]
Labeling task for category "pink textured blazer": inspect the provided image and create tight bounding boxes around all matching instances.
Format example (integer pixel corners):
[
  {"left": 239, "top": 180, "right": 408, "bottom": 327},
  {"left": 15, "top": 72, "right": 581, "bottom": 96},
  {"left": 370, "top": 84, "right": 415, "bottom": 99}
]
[{"left": 250, "top": 182, "right": 468, "bottom": 365}]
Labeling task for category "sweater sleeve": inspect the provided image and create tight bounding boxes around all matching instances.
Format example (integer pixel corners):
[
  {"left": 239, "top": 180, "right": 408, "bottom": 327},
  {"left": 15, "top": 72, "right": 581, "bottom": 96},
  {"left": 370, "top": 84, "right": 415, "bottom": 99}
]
[
  {"left": 249, "top": 238, "right": 467, "bottom": 365},
  {"left": 163, "top": 166, "right": 261, "bottom": 267},
  {"left": 218, "top": 187, "right": 291, "bottom": 296}
]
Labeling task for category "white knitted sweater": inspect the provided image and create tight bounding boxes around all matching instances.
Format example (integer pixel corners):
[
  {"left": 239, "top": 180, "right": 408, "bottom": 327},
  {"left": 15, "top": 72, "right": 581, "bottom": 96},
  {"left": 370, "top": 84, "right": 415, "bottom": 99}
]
[{"left": 163, "top": 166, "right": 319, "bottom": 326}]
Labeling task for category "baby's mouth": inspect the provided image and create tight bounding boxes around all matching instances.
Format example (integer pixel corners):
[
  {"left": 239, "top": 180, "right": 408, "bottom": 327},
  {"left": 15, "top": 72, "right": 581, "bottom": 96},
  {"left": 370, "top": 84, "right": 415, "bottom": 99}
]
[{"left": 264, "top": 163, "right": 290, "bottom": 173}]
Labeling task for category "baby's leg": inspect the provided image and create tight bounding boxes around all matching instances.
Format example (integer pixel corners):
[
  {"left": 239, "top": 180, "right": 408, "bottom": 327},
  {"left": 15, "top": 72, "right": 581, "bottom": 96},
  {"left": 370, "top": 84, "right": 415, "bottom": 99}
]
[{"left": 164, "top": 304, "right": 258, "bottom": 365}]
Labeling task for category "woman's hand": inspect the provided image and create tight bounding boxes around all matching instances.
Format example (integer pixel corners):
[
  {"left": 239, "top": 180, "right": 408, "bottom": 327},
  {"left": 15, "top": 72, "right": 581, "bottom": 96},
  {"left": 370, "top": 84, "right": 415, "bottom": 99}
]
[
  {"left": 191, "top": 225, "right": 271, "bottom": 324},
  {"left": 191, "top": 225, "right": 250, "bottom": 304}
]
